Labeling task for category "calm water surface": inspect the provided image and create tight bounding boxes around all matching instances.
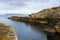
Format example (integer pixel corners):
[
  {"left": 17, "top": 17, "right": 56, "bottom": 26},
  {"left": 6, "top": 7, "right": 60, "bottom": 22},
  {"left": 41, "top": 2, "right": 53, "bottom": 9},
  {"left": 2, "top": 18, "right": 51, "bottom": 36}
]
[{"left": 0, "top": 14, "right": 47, "bottom": 40}]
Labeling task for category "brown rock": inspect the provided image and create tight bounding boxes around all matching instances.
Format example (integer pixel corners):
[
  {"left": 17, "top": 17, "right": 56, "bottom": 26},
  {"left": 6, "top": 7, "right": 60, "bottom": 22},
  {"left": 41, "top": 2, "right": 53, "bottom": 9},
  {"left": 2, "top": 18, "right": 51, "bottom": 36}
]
[{"left": 44, "top": 27, "right": 55, "bottom": 33}]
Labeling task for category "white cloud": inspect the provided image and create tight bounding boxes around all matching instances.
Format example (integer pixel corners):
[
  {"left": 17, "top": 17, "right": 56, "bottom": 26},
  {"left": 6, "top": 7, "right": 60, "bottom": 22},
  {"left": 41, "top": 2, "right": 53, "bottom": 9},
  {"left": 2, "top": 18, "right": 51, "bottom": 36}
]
[
  {"left": 24, "top": 2, "right": 60, "bottom": 13},
  {"left": 0, "top": 0, "right": 60, "bottom": 14}
]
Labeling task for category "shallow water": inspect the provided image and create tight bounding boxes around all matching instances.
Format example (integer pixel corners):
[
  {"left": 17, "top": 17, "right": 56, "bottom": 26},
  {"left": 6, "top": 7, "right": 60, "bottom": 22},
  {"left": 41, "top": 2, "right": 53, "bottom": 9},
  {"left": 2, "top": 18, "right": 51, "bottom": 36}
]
[{"left": 0, "top": 14, "right": 47, "bottom": 40}]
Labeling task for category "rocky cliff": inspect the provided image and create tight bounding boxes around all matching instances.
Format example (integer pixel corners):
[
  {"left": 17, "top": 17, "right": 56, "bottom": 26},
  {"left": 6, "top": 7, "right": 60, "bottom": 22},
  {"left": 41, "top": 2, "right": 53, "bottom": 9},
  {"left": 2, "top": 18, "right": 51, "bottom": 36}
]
[{"left": 8, "top": 6, "right": 60, "bottom": 40}]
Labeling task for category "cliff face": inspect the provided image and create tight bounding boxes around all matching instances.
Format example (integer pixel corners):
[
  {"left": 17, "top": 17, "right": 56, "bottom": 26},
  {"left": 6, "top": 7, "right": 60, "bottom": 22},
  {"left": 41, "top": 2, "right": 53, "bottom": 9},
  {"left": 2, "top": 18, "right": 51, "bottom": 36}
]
[
  {"left": 27, "top": 6, "right": 60, "bottom": 35},
  {"left": 28, "top": 6, "right": 60, "bottom": 19}
]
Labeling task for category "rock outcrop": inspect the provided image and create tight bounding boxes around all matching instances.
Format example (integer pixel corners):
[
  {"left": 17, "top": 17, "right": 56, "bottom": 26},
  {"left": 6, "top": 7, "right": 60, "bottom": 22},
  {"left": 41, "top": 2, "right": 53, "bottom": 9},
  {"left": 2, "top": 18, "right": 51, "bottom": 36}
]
[{"left": 0, "top": 23, "right": 18, "bottom": 40}]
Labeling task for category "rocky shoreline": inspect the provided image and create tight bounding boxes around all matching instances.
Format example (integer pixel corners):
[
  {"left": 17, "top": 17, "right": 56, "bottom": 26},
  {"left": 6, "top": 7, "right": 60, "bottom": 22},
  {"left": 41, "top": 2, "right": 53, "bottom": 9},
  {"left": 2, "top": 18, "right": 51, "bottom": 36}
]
[
  {"left": 0, "top": 23, "right": 18, "bottom": 40},
  {"left": 8, "top": 6, "right": 60, "bottom": 40}
]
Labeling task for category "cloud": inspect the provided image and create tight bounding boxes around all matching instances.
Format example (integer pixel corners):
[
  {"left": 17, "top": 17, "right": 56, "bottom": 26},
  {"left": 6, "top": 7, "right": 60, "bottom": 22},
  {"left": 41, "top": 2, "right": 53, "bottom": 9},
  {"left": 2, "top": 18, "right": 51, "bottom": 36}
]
[
  {"left": 24, "top": 2, "right": 60, "bottom": 12},
  {"left": 0, "top": 0, "right": 60, "bottom": 14}
]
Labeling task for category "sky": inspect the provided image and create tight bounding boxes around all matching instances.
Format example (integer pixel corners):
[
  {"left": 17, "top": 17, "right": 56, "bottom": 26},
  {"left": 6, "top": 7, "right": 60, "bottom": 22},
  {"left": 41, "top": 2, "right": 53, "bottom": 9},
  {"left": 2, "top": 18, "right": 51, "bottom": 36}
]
[{"left": 0, "top": 0, "right": 60, "bottom": 14}]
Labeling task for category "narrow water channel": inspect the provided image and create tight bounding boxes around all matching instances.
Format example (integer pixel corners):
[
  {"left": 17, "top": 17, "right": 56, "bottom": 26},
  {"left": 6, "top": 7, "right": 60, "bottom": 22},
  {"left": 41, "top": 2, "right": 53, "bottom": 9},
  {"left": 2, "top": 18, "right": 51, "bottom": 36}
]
[{"left": 0, "top": 14, "right": 47, "bottom": 40}]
